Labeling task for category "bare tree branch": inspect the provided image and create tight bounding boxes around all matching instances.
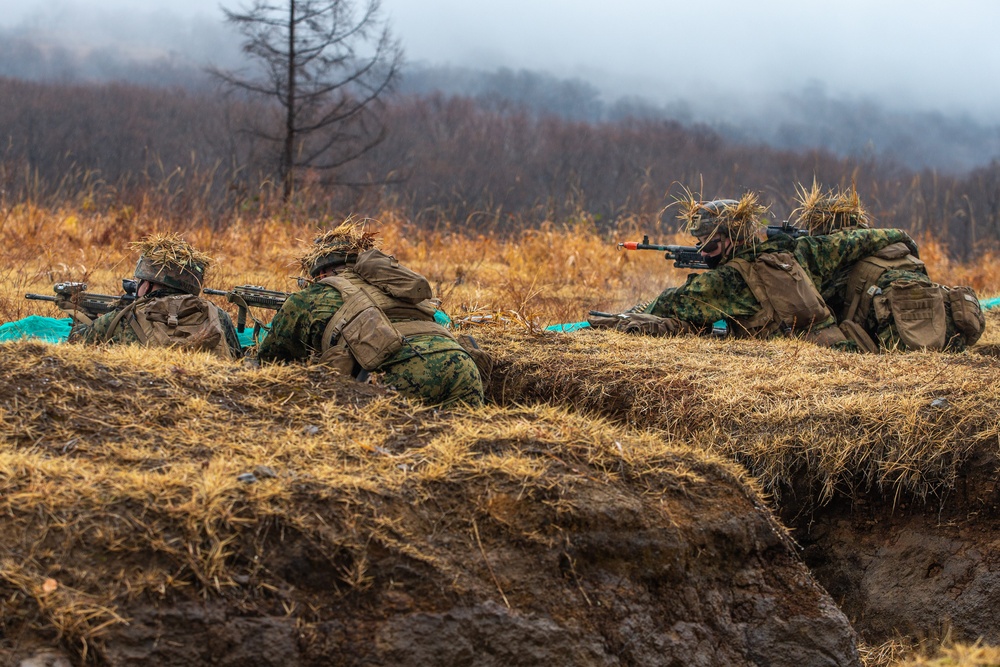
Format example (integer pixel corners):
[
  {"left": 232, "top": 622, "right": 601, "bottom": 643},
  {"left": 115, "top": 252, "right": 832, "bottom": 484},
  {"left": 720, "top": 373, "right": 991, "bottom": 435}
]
[{"left": 213, "top": 0, "right": 402, "bottom": 201}]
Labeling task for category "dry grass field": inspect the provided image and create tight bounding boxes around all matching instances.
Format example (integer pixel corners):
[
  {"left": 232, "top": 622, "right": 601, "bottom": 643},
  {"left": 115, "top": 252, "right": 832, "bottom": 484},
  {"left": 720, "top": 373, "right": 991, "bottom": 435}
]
[{"left": 2, "top": 203, "right": 1000, "bottom": 666}]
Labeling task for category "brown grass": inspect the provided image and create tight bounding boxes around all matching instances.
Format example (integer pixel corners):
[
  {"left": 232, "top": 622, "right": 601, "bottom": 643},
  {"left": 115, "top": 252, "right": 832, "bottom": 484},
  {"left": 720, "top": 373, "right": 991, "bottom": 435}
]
[
  {"left": 4, "top": 204, "right": 997, "bottom": 328},
  {"left": 0, "top": 339, "right": 760, "bottom": 656},
  {"left": 3, "top": 203, "right": 1000, "bottom": 662},
  {"left": 474, "top": 316, "right": 1000, "bottom": 505}
]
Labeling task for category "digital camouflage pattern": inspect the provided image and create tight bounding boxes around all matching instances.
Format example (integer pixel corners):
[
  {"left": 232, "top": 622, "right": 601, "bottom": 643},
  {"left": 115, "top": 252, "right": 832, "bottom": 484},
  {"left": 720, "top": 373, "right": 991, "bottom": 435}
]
[
  {"left": 70, "top": 288, "right": 243, "bottom": 358},
  {"left": 643, "top": 228, "right": 918, "bottom": 346},
  {"left": 257, "top": 282, "right": 484, "bottom": 408}
]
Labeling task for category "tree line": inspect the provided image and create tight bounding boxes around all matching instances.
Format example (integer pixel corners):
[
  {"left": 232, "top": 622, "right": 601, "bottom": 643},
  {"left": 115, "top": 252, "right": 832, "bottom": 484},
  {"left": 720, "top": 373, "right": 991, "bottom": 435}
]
[{"left": 1, "top": 76, "right": 998, "bottom": 256}]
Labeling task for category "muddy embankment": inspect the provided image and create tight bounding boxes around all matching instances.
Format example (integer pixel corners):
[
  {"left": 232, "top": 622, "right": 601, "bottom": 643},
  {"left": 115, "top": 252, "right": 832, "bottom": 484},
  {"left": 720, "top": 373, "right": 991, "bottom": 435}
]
[
  {"left": 0, "top": 342, "right": 859, "bottom": 666},
  {"left": 475, "top": 324, "right": 1000, "bottom": 646}
]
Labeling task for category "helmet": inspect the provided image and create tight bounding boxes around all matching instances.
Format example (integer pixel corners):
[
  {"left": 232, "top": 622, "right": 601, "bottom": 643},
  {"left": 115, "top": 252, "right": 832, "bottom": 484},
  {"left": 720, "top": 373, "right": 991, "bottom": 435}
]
[
  {"left": 679, "top": 193, "right": 767, "bottom": 244},
  {"left": 130, "top": 234, "right": 211, "bottom": 296},
  {"left": 686, "top": 199, "right": 740, "bottom": 239},
  {"left": 300, "top": 219, "right": 380, "bottom": 278},
  {"left": 134, "top": 256, "right": 205, "bottom": 295}
]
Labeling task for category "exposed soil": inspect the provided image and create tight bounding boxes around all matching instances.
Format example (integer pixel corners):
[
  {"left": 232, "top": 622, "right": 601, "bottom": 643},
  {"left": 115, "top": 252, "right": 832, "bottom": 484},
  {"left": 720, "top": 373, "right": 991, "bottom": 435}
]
[
  {"left": 473, "top": 326, "right": 1000, "bottom": 648},
  {"left": 782, "top": 449, "right": 1000, "bottom": 645},
  {"left": 0, "top": 342, "right": 860, "bottom": 666}
]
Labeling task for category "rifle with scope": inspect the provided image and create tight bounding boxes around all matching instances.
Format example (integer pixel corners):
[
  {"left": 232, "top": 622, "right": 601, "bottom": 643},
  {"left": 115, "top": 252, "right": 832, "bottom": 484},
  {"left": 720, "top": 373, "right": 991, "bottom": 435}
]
[
  {"left": 25, "top": 279, "right": 138, "bottom": 323},
  {"left": 202, "top": 285, "right": 290, "bottom": 334}
]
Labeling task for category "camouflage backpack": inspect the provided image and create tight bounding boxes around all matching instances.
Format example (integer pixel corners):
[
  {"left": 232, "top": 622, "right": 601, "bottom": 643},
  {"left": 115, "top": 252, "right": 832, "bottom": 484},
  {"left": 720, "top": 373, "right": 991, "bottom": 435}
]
[{"left": 106, "top": 294, "right": 233, "bottom": 359}]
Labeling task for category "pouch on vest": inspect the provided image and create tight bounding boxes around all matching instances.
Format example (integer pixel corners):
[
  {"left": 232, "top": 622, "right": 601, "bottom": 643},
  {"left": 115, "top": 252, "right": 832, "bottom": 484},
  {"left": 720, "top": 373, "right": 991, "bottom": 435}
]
[
  {"left": 353, "top": 248, "right": 433, "bottom": 304},
  {"left": 750, "top": 253, "right": 831, "bottom": 332},
  {"left": 842, "top": 243, "right": 925, "bottom": 325},
  {"left": 316, "top": 343, "right": 359, "bottom": 377},
  {"left": 947, "top": 285, "right": 985, "bottom": 345},
  {"left": 109, "top": 294, "right": 231, "bottom": 359},
  {"left": 340, "top": 305, "right": 405, "bottom": 370},
  {"left": 875, "top": 281, "right": 947, "bottom": 351}
]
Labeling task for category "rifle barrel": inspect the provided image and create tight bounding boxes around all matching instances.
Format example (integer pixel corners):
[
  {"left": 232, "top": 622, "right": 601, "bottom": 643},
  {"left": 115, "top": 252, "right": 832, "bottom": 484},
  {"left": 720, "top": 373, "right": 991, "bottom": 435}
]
[{"left": 24, "top": 293, "right": 57, "bottom": 302}]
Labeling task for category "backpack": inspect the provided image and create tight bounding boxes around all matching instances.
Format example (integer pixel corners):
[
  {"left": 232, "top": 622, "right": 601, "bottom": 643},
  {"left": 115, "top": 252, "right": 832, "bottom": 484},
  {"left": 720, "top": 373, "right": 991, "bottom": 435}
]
[
  {"left": 841, "top": 242, "right": 926, "bottom": 326},
  {"left": 728, "top": 252, "right": 849, "bottom": 347},
  {"left": 316, "top": 259, "right": 461, "bottom": 373},
  {"left": 106, "top": 294, "right": 233, "bottom": 359}
]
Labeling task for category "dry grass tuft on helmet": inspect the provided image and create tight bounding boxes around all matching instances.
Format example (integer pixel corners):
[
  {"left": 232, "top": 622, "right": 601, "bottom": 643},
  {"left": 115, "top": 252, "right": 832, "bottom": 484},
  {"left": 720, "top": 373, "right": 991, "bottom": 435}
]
[
  {"left": 677, "top": 191, "right": 768, "bottom": 243},
  {"left": 130, "top": 233, "right": 213, "bottom": 271},
  {"left": 130, "top": 233, "right": 213, "bottom": 295},
  {"left": 792, "top": 181, "right": 871, "bottom": 235},
  {"left": 298, "top": 217, "right": 381, "bottom": 277}
]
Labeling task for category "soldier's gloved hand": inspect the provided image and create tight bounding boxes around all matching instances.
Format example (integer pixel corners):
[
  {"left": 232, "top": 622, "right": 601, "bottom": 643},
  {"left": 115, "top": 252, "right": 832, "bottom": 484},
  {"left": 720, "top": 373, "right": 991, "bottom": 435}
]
[
  {"left": 55, "top": 298, "right": 94, "bottom": 326},
  {"left": 586, "top": 314, "right": 628, "bottom": 329},
  {"left": 615, "top": 313, "right": 687, "bottom": 336}
]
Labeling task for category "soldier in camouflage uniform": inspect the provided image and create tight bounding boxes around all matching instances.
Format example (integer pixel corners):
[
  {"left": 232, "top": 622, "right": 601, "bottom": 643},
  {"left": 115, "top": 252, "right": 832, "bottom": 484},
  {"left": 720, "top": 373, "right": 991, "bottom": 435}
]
[
  {"left": 794, "top": 185, "right": 985, "bottom": 352},
  {"left": 257, "top": 221, "right": 484, "bottom": 408},
  {"left": 591, "top": 191, "right": 921, "bottom": 351},
  {"left": 68, "top": 235, "right": 242, "bottom": 358}
]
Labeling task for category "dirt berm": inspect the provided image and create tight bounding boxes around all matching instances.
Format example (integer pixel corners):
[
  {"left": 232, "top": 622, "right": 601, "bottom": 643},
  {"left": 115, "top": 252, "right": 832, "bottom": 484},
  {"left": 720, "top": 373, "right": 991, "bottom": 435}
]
[
  {"left": 0, "top": 341, "right": 858, "bottom": 666},
  {"left": 474, "top": 324, "right": 1000, "bottom": 647}
]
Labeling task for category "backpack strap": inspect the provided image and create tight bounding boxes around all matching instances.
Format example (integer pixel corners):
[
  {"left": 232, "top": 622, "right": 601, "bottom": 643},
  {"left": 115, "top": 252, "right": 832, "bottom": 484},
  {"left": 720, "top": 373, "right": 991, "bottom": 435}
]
[
  {"left": 105, "top": 299, "right": 149, "bottom": 345},
  {"left": 318, "top": 275, "right": 365, "bottom": 353}
]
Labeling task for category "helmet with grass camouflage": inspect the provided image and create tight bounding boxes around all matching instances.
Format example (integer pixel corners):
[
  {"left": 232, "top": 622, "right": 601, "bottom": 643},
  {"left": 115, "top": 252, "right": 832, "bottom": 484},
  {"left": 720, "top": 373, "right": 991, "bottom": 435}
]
[
  {"left": 679, "top": 193, "right": 767, "bottom": 244},
  {"left": 792, "top": 182, "right": 871, "bottom": 235},
  {"left": 301, "top": 219, "right": 380, "bottom": 277},
  {"left": 686, "top": 199, "right": 740, "bottom": 239},
  {"left": 131, "top": 234, "right": 211, "bottom": 296}
]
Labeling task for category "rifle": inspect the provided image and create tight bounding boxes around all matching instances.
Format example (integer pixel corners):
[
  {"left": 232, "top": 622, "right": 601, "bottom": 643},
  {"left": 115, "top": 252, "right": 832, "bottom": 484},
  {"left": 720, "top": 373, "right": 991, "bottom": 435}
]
[
  {"left": 203, "top": 285, "right": 290, "bottom": 335},
  {"left": 765, "top": 222, "right": 809, "bottom": 239},
  {"left": 25, "top": 279, "right": 138, "bottom": 321},
  {"left": 617, "top": 236, "right": 708, "bottom": 269},
  {"left": 617, "top": 224, "right": 809, "bottom": 270}
]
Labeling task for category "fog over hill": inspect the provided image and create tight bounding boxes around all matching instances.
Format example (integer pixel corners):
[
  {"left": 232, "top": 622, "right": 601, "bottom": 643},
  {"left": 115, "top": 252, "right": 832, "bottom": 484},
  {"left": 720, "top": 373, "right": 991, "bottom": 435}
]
[{"left": 1, "top": 0, "right": 1000, "bottom": 173}]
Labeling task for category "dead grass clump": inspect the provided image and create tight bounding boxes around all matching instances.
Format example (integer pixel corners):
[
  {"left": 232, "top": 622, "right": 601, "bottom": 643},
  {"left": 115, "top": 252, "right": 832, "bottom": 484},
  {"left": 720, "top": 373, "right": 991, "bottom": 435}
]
[
  {"left": 474, "top": 326, "right": 1000, "bottom": 504},
  {"left": 792, "top": 181, "right": 871, "bottom": 234},
  {"left": 894, "top": 642, "right": 1000, "bottom": 667},
  {"left": 130, "top": 233, "right": 213, "bottom": 271}
]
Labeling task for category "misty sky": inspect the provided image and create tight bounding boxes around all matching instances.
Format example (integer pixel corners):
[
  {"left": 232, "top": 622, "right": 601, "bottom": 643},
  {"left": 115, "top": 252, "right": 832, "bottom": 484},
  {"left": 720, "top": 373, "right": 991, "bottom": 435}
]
[{"left": 3, "top": 0, "right": 1000, "bottom": 121}]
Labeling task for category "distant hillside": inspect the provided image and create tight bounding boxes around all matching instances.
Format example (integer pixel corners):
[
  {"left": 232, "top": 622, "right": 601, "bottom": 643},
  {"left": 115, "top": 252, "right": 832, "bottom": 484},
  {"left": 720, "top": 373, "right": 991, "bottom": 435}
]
[
  {"left": 399, "top": 64, "right": 1000, "bottom": 174},
  {"left": 3, "top": 25, "right": 999, "bottom": 174}
]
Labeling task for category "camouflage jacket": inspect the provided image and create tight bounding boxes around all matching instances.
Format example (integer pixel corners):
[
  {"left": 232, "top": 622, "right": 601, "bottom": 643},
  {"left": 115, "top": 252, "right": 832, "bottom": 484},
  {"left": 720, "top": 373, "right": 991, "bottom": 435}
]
[
  {"left": 71, "top": 288, "right": 243, "bottom": 358},
  {"left": 257, "top": 282, "right": 467, "bottom": 364},
  {"left": 644, "top": 228, "right": 918, "bottom": 333},
  {"left": 257, "top": 282, "right": 484, "bottom": 407}
]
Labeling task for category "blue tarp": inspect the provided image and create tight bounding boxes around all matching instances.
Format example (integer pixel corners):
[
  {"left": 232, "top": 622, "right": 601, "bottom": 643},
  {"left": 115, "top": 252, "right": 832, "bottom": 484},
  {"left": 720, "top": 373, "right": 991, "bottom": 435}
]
[
  {"left": 0, "top": 315, "right": 74, "bottom": 343},
  {"left": 0, "top": 309, "right": 455, "bottom": 347}
]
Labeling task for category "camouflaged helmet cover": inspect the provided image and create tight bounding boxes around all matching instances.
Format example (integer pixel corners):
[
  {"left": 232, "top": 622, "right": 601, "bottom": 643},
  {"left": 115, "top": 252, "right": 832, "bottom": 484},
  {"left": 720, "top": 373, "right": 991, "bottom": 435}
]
[
  {"left": 678, "top": 193, "right": 767, "bottom": 244},
  {"left": 792, "top": 181, "right": 871, "bottom": 235},
  {"left": 131, "top": 234, "right": 211, "bottom": 296},
  {"left": 300, "top": 218, "right": 381, "bottom": 277}
]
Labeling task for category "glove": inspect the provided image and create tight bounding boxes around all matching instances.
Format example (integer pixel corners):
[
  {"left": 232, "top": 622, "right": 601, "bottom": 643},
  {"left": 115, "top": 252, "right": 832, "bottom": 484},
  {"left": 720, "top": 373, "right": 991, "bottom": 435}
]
[
  {"left": 617, "top": 313, "right": 688, "bottom": 336},
  {"left": 587, "top": 312, "right": 689, "bottom": 336},
  {"left": 586, "top": 314, "right": 628, "bottom": 329}
]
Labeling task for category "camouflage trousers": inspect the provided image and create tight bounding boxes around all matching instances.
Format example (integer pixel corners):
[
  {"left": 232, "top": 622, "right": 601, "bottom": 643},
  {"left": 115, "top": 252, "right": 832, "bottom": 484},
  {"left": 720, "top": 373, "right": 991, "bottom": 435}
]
[{"left": 378, "top": 349, "right": 484, "bottom": 408}]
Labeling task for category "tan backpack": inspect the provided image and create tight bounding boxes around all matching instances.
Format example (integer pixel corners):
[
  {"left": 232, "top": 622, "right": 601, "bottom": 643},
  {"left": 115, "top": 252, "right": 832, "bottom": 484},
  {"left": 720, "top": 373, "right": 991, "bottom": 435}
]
[
  {"left": 728, "top": 252, "right": 850, "bottom": 347},
  {"left": 316, "top": 271, "right": 455, "bottom": 373},
  {"left": 106, "top": 294, "right": 233, "bottom": 359},
  {"left": 841, "top": 242, "right": 926, "bottom": 325},
  {"left": 843, "top": 243, "right": 984, "bottom": 350}
]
